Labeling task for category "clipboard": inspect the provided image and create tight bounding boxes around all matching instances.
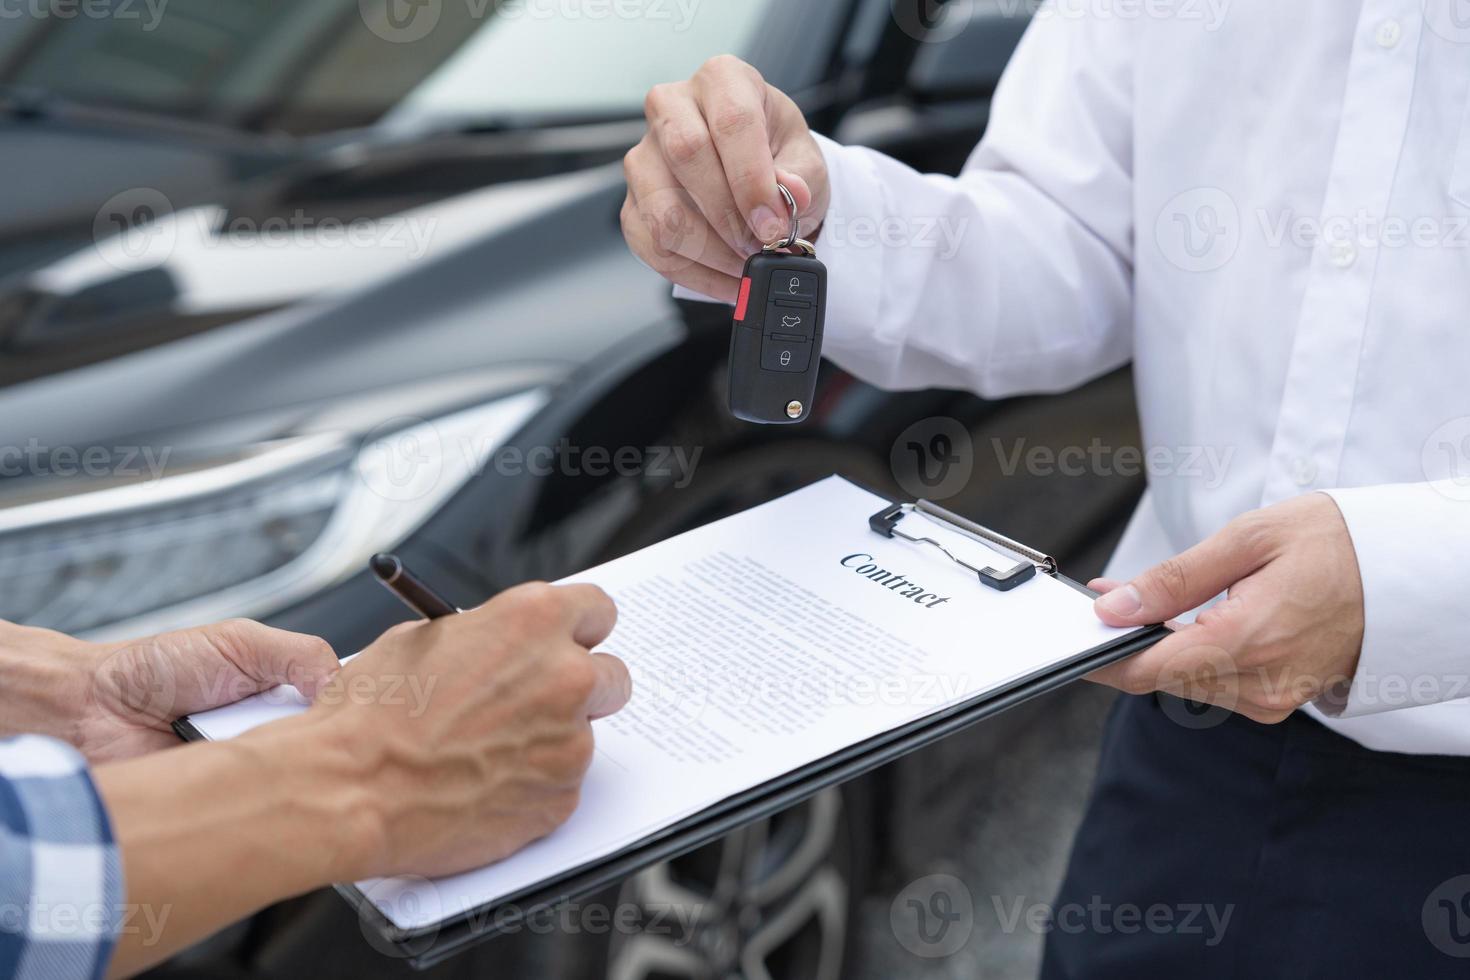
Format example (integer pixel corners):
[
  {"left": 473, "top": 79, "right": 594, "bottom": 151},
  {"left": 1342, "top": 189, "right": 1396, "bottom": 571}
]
[{"left": 175, "top": 489, "right": 1167, "bottom": 969}]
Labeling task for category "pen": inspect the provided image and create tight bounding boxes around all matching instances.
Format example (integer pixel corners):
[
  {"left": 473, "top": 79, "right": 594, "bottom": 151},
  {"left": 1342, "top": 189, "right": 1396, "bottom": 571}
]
[{"left": 370, "top": 553, "right": 460, "bottom": 620}]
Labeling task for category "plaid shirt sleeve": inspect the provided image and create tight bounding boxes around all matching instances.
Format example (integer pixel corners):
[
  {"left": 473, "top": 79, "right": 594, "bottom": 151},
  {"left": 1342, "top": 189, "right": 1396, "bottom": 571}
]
[{"left": 0, "top": 737, "right": 123, "bottom": 980}]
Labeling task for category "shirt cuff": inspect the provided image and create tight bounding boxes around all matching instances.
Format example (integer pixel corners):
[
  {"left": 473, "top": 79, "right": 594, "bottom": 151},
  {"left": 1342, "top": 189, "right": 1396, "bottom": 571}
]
[
  {"left": 0, "top": 736, "right": 124, "bottom": 980},
  {"left": 1317, "top": 483, "right": 1470, "bottom": 717}
]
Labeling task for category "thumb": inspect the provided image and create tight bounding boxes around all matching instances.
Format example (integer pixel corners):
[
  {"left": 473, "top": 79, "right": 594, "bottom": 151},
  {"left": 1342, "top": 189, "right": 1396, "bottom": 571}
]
[
  {"left": 1094, "top": 521, "right": 1265, "bottom": 627},
  {"left": 771, "top": 135, "right": 829, "bottom": 235},
  {"left": 772, "top": 165, "right": 824, "bottom": 241},
  {"left": 773, "top": 167, "right": 812, "bottom": 217},
  {"left": 186, "top": 620, "right": 340, "bottom": 703}
]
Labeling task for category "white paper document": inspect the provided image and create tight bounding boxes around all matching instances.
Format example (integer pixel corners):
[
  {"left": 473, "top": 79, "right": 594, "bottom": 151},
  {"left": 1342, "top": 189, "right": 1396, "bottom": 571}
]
[{"left": 185, "top": 476, "right": 1133, "bottom": 932}]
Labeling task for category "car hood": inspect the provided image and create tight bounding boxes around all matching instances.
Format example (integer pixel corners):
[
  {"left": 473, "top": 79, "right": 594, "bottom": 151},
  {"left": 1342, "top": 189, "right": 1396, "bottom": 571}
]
[{"left": 0, "top": 161, "right": 683, "bottom": 467}]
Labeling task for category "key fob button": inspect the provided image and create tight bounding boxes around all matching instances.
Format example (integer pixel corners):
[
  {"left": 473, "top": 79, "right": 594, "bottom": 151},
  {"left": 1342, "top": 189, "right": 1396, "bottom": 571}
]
[
  {"left": 765, "top": 302, "right": 814, "bottom": 338},
  {"left": 772, "top": 270, "right": 818, "bottom": 301},
  {"left": 761, "top": 338, "right": 812, "bottom": 373}
]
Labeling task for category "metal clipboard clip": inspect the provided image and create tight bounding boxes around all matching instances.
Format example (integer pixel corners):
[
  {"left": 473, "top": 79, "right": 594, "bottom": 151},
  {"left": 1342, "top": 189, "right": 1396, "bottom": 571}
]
[{"left": 868, "top": 499, "right": 1058, "bottom": 592}]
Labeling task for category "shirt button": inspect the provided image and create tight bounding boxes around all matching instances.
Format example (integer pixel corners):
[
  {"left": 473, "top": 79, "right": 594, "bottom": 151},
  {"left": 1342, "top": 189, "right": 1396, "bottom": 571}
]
[
  {"left": 1290, "top": 457, "right": 1318, "bottom": 487},
  {"left": 1329, "top": 240, "right": 1358, "bottom": 269},
  {"left": 1375, "top": 19, "right": 1402, "bottom": 48}
]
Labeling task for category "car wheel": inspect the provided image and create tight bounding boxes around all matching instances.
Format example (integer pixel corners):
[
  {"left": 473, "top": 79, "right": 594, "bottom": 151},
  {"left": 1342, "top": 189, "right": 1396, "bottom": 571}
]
[{"left": 604, "top": 785, "right": 868, "bottom": 980}]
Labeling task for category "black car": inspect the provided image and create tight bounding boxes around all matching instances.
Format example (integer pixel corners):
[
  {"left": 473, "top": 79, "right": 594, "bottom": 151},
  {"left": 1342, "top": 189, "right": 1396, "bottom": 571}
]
[{"left": 0, "top": 2, "right": 1145, "bottom": 977}]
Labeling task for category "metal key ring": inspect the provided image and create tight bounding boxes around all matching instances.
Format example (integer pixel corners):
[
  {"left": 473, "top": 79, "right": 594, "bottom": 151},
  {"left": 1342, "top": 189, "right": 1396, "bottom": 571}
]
[
  {"left": 762, "top": 182, "right": 801, "bottom": 251},
  {"left": 763, "top": 237, "right": 817, "bottom": 257}
]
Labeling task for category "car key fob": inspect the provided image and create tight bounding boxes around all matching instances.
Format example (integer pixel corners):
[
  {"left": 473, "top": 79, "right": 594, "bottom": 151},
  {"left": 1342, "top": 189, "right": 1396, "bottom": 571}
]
[{"left": 728, "top": 184, "right": 825, "bottom": 424}]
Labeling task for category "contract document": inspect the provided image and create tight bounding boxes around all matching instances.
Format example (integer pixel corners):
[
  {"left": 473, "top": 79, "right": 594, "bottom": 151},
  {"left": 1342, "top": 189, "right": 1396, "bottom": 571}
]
[{"left": 182, "top": 476, "right": 1162, "bottom": 955}]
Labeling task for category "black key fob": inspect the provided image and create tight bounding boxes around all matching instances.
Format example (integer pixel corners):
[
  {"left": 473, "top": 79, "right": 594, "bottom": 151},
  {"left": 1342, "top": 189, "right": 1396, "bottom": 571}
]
[{"left": 728, "top": 246, "right": 826, "bottom": 424}]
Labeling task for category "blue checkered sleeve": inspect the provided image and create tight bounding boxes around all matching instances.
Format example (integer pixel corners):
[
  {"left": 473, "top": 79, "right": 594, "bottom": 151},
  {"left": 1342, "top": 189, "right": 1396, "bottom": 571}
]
[{"left": 0, "top": 737, "right": 123, "bottom": 980}]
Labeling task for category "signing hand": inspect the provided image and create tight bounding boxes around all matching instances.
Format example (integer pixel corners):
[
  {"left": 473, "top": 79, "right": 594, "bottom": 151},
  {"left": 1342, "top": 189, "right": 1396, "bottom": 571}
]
[
  {"left": 290, "top": 582, "right": 633, "bottom": 880},
  {"left": 1086, "top": 493, "right": 1365, "bottom": 724},
  {"left": 94, "top": 584, "right": 630, "bottom": 976},
  {"left": 0, "top": 619, "right": 340, "bottom": 762},
  {"left": 622, "top": 55, "right": 830, "bottom": 303}
]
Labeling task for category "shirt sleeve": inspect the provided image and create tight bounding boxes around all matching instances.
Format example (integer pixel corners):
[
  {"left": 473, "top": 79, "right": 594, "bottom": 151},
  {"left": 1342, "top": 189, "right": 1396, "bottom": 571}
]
[
  {"left": 812, "top": 8, "right": 1137, "bottom": 398},
  {"left": 1317, "top": 483, "right": 1470, "bottom": 717},
  {"left": 0, "top": 736, "right": 123, "bottom": 980}
]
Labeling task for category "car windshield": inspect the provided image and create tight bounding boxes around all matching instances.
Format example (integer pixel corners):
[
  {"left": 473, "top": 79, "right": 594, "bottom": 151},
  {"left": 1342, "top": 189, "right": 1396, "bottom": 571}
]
[
  {"left": 0, "top": 0, "right": 776, "bottom": 135},
  {"left": 387, "top": 3, "right": 772, "bottom": 126}
]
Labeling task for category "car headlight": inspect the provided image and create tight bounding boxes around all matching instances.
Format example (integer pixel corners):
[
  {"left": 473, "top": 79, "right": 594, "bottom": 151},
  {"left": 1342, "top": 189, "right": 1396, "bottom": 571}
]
[{"left": 0, "top": 389, "right": 548, "bottom": 640}]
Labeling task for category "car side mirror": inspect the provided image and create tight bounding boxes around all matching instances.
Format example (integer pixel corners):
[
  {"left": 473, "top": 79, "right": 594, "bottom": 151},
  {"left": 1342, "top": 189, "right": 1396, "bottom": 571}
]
[{"left": 905, "top": 0, "right": 1033, "bottom": 101}]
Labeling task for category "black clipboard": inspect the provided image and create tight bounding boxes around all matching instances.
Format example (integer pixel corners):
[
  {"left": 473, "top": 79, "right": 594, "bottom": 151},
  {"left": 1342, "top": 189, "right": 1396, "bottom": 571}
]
[{"left": 175, "top": 491, "right": 1166, "bottom": 969}]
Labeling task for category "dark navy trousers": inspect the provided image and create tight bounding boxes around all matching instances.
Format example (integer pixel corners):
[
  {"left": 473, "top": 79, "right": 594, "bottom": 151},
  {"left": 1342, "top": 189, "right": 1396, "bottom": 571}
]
[{"left": 1041, "top": 693, "right": 1470, "bottom": 978}]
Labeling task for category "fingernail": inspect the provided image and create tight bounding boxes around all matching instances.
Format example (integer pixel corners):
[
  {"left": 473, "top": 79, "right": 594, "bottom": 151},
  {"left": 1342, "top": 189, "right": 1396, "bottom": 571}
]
[
  {"left": 1097, "top": 584, "right": 1142, "bottom": 617},
  {"left": 750, "top": 206, "right": 783, "bottom": 243}
]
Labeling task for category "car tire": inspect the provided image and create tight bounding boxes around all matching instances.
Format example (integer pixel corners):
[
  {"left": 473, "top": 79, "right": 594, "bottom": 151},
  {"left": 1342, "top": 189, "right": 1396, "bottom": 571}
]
[{"left": 604, "top": 782, "right": 872, "bottom": 980}]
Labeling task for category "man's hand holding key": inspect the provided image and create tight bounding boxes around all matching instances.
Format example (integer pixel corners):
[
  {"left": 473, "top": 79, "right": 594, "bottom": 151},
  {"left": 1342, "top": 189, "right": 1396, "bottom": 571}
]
[{"left": 621, "top": 55, "right": 830, "bottom": 303}]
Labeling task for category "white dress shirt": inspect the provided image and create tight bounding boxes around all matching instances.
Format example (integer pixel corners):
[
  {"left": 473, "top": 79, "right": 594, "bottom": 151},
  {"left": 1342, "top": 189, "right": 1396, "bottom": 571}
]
[{"left": 808, "top": 0, "right": 1470, "bottom": 755}]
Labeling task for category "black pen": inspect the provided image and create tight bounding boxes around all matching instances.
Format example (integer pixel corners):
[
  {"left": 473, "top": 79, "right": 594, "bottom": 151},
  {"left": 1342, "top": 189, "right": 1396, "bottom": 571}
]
[{"left": 370, "top": 553, "right": 460, "bottom": 620}]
